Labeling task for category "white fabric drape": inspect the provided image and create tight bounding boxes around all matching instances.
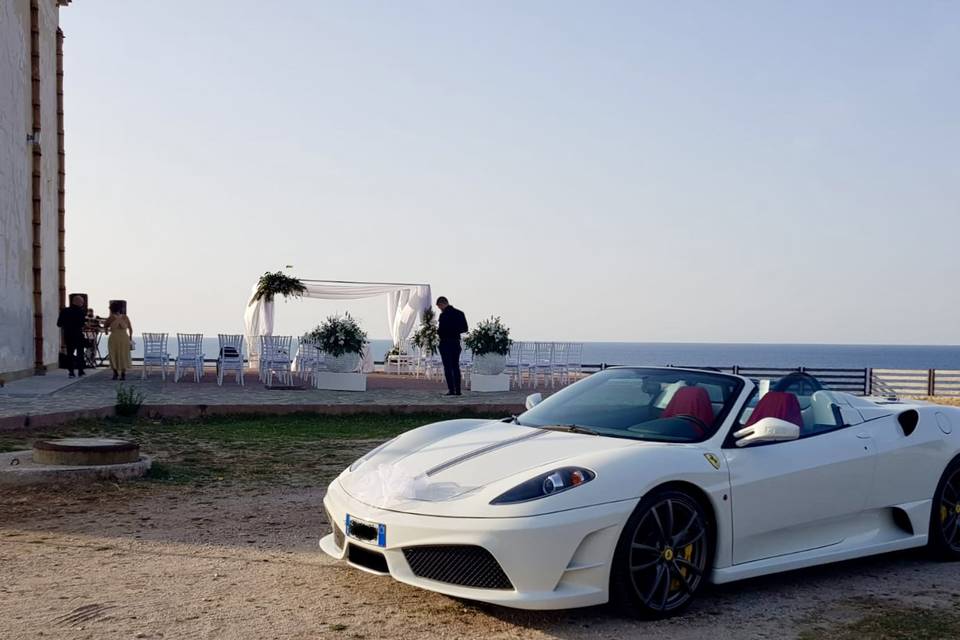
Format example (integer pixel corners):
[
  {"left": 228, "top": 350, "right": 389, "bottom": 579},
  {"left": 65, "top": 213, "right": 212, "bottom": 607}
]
[{"left": 244, "top": 280, "right": 432, "bottom": 363}]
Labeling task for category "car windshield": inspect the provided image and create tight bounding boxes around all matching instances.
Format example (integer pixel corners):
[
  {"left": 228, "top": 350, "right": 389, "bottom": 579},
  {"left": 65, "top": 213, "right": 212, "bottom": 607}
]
[{"left": 516, "top": 368, "right": 744, "bottom": 443}]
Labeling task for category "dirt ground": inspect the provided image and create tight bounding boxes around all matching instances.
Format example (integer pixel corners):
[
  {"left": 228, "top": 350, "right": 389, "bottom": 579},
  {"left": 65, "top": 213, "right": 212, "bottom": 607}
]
[
  {"left": 3, "top": 412, "right": 960, "bottom": 640},
  {"left": 3, "top": 478, "right": 960, "bottom": 640}
]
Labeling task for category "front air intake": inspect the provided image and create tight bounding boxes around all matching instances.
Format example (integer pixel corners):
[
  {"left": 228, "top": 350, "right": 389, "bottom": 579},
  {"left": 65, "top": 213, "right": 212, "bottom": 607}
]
[
  {"left": 348, "top": 544, "right": 389, "bottom": 573},
  {"left": 402, "top": 545, "right": 513, "bottom": 590}
]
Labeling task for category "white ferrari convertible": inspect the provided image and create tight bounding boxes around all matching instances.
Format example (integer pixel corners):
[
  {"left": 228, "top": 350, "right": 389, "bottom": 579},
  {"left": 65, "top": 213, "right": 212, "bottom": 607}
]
[{"left": 319, "top": 366, "right": 960, "bottom": 617}]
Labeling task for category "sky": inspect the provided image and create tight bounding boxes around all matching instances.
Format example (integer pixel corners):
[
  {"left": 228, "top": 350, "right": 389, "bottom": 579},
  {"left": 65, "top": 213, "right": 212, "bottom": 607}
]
[{"left": 60, "top": 1, "right": 960, "bottom": 344}]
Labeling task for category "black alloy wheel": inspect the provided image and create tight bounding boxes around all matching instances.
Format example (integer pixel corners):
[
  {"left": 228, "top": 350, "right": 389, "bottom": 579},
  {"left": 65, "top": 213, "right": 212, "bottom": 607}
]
[
  {"left": 931, "top": 459, "right": 960, "bottom": 560},
  {"left": 611, "top": 489, "right": 711, "bottom": 618}
]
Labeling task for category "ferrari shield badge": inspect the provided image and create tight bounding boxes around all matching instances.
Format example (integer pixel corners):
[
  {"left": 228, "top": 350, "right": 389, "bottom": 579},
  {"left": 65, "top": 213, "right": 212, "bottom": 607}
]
[{"left": 704, "top": 453, "right": 721, "bottom": 470}]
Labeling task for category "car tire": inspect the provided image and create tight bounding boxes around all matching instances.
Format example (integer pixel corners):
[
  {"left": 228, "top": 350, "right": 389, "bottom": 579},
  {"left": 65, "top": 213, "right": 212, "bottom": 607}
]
[
  {"left": 609, "top": 488, "right": 712, "bottom": 619},
  {"left": 929, "top": 457, "right": 960, "bottom": 561}
]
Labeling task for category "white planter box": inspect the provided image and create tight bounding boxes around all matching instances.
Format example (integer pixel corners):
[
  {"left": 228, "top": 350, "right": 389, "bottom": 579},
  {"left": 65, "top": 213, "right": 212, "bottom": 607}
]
[
  {"left": 326, "top": 352, "right": 361, "bottom": 373},
  {"left": 314, "top": 372, "right": 367, "bottom": 392},
  {"left": 470, "top": 373, "right": 510, "bottom": 392},
  {"left": 473, "top": 353, "right": 507, "bottom": 375}
]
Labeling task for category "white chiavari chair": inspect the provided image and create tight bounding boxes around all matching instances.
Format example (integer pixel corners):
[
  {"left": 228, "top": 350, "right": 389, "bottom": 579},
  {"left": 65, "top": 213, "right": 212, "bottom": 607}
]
[
  {"left": 141, "top": 332, "right": 170, "bottom": 380},
  {"left": 174, "top": 333, "right": 205, "bottom": 383},
  {"left": 259, "top": 335, "right": 293, "bottom": 386},
  {"left": 532, "top": 342, "right": 555, "bottom": 389},
  {"left": 217, "top": 334, "right": 245, "bottom": 386}
]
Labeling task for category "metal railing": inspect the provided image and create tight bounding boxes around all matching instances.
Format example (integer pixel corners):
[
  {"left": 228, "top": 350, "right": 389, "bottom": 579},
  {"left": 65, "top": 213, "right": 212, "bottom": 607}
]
[
  {"left": 122, "top": 356, "right": 960, "bottom": 397},
  {"left": 870, "top": 369, "right": 960, "bottom": 398}
]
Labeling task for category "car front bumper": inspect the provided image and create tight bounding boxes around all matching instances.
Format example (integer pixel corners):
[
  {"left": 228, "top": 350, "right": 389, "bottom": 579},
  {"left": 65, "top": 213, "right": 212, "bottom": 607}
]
[{"left": 320, "top": 480, "right": 635, "bottom": 610}]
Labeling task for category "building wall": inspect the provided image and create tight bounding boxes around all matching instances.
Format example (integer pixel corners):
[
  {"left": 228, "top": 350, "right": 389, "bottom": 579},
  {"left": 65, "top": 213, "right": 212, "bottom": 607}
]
[
  {"left": 39, "top": 0, "right": 61, "bottom": 368},
  {"left": 0, "top": 0, "right": 62, "bottom": 380}
]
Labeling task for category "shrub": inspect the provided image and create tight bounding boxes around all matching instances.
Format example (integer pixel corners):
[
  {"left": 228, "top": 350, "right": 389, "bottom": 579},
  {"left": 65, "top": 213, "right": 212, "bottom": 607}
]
[{"left": 115, "top": 384, "right": 145, "bottom": 417}]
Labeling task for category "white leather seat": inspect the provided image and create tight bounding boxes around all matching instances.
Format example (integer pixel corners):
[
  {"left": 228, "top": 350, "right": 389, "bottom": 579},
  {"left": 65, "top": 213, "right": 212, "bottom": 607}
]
[
  {"left": 811, "top": 390, "right": 842, "bottom": 427},
  {"left": 655, "top": 381, "right": 686, "bottom": 410}
]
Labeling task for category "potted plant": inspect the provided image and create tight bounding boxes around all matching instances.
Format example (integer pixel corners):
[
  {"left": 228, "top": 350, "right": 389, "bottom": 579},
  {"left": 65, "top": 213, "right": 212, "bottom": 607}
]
[
  {"left": 410, "top": 307, "right": 440, "bottom": 357},
  {"left": 384, "top": 345, "right": 407, "bottom": 359},
  {"left": 253, "top": 271, "right": 307, "bottom": 303},
  {"left": 464, "top": 316, "right": 512, "bottom": 375},
  {"left": 307, "top": 313, "right": 368, "bottom": 373}
]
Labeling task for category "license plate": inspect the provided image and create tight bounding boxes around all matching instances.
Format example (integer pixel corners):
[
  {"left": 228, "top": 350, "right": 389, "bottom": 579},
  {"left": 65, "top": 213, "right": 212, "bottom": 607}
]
[{"left": 345, "top": 514, "right": 386, "bottom": 547}]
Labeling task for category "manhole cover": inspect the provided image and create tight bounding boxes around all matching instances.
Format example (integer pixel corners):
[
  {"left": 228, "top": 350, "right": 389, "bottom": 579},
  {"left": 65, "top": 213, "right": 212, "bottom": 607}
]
[{"left": 32, "top": 438, "right": 140, "bottom": 466}]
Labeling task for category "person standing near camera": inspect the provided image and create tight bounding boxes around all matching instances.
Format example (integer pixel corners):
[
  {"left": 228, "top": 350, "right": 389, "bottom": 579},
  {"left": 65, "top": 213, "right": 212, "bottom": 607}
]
[
  {"left": 437, "top": 296, "right": 468, "bottom": 396},
  {"left": 57, "top": 294, "right": 87, "bottom": 378}
]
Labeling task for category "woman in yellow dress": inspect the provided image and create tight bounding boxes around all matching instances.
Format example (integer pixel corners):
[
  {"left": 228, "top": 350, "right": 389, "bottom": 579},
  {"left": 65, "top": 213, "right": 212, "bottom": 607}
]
[{"left": 105, "top": 301, "right": 133, "bottom": 380}]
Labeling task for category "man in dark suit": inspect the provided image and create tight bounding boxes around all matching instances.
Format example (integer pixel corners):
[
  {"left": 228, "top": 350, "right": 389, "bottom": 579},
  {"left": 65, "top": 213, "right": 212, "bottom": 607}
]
[
  {"left": 57, "top": 295, "right": 87, "bottom": 377},
  {"left": 437, "top": 296, "right": 468, "bottom": 396}
]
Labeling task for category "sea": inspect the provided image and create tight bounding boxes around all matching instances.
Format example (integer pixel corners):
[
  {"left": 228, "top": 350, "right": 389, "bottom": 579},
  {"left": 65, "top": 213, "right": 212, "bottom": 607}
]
[{"left": 126, "top": 339, "right": 960, "bottom": 370}]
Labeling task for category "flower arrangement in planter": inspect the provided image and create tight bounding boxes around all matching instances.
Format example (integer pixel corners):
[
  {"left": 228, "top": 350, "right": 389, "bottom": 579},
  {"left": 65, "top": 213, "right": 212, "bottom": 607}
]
[
  {"left": 253, "top": 271, "right": 307, "bottom": 303},
  {"left": 307, "top": 313, "right": 368, "bottom": 372},
  {"left": 410, "top": 307, "right": 440, "bottom": 357},
  {"left": 464, "top": 316, "right": 512, "bottom": 375}
]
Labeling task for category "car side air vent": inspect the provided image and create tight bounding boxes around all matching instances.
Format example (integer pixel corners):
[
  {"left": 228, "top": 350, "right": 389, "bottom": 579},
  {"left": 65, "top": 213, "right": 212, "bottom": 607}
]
[
  {"left": 891, "top": 507, "right": 914, "bottom": 535},
  {"left": 898, "top": 410, "right": 919, "bottom": 437}
]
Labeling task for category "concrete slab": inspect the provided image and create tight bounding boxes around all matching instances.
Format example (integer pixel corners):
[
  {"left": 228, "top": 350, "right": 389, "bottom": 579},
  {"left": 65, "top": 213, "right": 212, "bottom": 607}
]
[
  {"left": 0, "top": 450, "right": 151, "bottom": 486},
  {"left": 32, "top": 437, "right": 140, "bottom": 465}
]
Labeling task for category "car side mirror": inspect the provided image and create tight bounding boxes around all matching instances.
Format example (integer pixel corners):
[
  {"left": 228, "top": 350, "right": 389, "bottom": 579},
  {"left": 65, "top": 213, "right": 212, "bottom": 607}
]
[
  {"left": 733, "top": 417, "right": 800, "bottom": 447},
  {"left": 525, "top": 393, "right": 543, "bottom": 410}
]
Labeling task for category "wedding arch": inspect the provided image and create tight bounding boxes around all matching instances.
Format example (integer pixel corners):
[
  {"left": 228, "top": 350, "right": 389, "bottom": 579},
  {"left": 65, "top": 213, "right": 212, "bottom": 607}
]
[{"left": 243, "top": 278, "right": 432, "bottom": 362}]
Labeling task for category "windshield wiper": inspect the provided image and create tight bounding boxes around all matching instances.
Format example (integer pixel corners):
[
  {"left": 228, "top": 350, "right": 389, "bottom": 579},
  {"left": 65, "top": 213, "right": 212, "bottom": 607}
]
[{"left": 538, "top": 424, "right": 600, "bottom": 436}]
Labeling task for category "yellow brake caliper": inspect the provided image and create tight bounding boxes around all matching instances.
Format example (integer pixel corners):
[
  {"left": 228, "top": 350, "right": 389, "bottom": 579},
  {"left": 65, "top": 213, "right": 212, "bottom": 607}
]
[{"left": 669, "top": 545, "right": 694, "bottom": 592}]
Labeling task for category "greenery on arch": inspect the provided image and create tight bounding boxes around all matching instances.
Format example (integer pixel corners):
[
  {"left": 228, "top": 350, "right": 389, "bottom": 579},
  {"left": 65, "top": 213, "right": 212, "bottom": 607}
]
[{"left": 253, "top": 271, "right": 307, "bottom": 303}]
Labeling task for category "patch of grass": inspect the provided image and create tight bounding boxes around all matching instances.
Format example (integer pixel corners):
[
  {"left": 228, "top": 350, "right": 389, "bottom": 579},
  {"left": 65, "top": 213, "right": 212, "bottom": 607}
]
[
  {"left": 0, "top": 438, "right": 25, "bottom": 453},
  {"left": 799, "top": 605, "right": 960, "bottom": 640},
  {"left": 143, "top": 462, "right": 173, "bottom": 481},
  {"left": 166, "top": 412, "right": 434, "bottom": 441},
  {"left": 0, "top": 412, "right": 501, "bottom": 487}
]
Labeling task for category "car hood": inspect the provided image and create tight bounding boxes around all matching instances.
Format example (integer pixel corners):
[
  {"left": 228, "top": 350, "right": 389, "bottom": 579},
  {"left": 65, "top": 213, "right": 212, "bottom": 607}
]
[{"left": 338, "top": 419, "right": 636, "bottom": 510}]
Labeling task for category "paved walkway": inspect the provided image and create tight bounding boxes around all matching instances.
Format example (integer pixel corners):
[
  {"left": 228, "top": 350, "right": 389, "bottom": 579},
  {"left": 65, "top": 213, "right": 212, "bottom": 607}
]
[
  {"left": 0, "top": 366, "right": 555, "bottom": 429},
  {"left": 0, "top": 369, "right": 86, "bottom": 397}
]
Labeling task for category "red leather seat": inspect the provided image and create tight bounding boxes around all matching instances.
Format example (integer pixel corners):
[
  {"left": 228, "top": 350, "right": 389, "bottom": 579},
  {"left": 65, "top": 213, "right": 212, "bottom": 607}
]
[
  {"left": 745, "top": 391, "right": 803, "bottom": 428},
  {"left": 662, "top": 387, "right": 714, "bottom": 431}
]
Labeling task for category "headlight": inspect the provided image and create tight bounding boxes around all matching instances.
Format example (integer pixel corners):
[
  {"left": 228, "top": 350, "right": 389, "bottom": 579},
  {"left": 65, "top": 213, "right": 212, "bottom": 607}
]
[
  {"left": 348, "top": 437, "right": 397, "bottom": 472},
  {"left": 490, "top": 467, "right": 595, "bottom": 505}
]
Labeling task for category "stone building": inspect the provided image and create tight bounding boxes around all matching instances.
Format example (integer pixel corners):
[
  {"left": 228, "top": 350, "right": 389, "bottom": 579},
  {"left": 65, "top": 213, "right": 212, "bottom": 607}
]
[{"left": 0, "top": 0, "right": 71, "bottom": 381}]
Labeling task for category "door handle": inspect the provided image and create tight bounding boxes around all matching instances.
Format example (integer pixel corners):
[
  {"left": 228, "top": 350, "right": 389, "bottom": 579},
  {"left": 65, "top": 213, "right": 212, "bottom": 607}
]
[{"left": 856, "top": 432, "right": 871, "bottom": 440}]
